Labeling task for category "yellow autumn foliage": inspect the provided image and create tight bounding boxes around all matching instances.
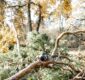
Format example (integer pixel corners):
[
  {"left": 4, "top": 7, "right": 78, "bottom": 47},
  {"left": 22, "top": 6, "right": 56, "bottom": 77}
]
[
  {"left": 33, "top": 0, "right": 72, "bottom": 19},
  {"left": 56, "top": 0, "right": 72, "bottom": 18},
  {"left": 62, "top": 0, "right": 72, "bottom": 17},
  {"left": 49, "top": 0, "right": 56, "bottom": 5},
  {"left": 40, "top": 0, "right": 48, "bottom": 18},
  {"left": 33, "top": 0, "right": 53, "bottom": 18},
  {"left": 0, "top": 26, "right": 16, "bottom": 53}
]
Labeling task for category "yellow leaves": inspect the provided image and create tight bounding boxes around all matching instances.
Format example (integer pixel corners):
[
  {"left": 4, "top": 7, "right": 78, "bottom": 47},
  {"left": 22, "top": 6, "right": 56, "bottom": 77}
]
[
  {"left": 0, "top": 15, "right": 4, "bottom": 21},
  {"left": 49, "top": 0, "right": 56, "bottom": 5},
  {"left": 0, "top": 34, "right": 2, "bottom": 40},
  {"left": 17, "top": 9, "right": 24, "bottom": 17},
  {"left": 52, "top": 10, "right": 60, "bottom": 18},
  {"left": 33, "top": 0, "right": 56, "bottom": 18},
  {"left": 32, "top": 0, "right": 57, "bottom": 18},
  {"left": 62, "top": 0, "right": 72, "bottom": 15},
  {"left": 56, "top": 0, "right": 72, "bottom": 18},
  {"left": 35, "top": 0, "right": 56, "bottom": 5},
  {"left": 32, "top": 0, "right": 72, "bottom": 19},
  {"left": 40, "top": 0, "right": 47, "bottom": 17},
  {"left": 0, "top": 42, "right": 9, "bottom": 53},
  {"left": 63, "top": 0, "right": 72, "bottom": 12},
  {"left": 40, "top": 0, "right": 56, "bottom": 18},
  {"left": 8, "top": 37, "right": 17, "bottom": 45},
  {"left": 0, "top": 26, "right": 16, "bottom": 53},
  {"left": 1, "top": 44, "right": 9, "bottom": 53}
]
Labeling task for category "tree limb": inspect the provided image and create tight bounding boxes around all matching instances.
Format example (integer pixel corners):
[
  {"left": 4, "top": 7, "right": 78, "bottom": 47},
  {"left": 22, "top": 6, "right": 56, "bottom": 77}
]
[
  {"left": 6, "top": 4, "right": 27, "bottom": 8},
  {"left": 6, "top": 2, "right": 37, "bottom": 8},
  {"left": 52, "top": 30, "right": 85, "bottom": 55},
  {"left": 71, "top": 70, "right": 85, "bottom": 80},
  {"left": 7, "top": 60, "right": 79, "bottom": 80}
]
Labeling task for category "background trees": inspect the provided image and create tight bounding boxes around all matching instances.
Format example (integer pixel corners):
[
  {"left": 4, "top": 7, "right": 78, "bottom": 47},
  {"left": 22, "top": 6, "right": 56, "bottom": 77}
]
[{"left": 0, "top": 0, "right": 73, "bottom": 52}]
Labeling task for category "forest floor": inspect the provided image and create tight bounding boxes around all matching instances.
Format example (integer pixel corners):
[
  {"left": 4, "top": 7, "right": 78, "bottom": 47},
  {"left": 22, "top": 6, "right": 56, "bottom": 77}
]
[{"left": 68, "top": 49, "right": 85, "bottom": 68}]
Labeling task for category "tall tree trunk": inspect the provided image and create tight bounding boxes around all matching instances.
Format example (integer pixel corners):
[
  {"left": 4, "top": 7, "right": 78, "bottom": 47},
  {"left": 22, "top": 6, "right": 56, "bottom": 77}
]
[
  {"left": 36, "top": 4, "right": 41, "bottom": 32},
  {"left": 28, "top": 0, "right": 32, "bottom": 31}
]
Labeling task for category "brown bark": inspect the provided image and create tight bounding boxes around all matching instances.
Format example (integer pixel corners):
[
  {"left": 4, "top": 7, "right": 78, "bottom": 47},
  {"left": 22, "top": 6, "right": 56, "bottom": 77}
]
[
  {"left": 28, "top": 0, "right": 32, "bottom": 31},
  {"left": 7, "top": 30, "right": 85, "bottom": 80},
  {"left": 7, "top": 60, "right": 79, "bottom": 80},
  {"left": 52, "top": 30, "right": 85, "bottom": 55},
  {"left": 36, "top": 4, "right": 41, "bottom": 32},
  {"left": 71, "top": 70, "right": 85, "bottom": 80}
]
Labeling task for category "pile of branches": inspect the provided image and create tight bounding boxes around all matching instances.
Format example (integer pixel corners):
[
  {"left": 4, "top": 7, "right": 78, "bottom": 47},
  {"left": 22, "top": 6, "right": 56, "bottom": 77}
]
[{"left": 7, "top": 30, "right": 85, "bottom": 80}]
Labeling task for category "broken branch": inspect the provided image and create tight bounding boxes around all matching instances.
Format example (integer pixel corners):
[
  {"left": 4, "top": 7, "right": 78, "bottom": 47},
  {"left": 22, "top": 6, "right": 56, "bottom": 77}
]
[{"left": 7, "top": 60, "right": 79, "bottom": 80}]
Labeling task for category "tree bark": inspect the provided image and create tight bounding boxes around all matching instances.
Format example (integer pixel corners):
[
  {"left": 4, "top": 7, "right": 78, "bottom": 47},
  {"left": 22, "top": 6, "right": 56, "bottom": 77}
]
[
  {"left": 28, "top": 0, "right": 32, "bottom": 31},
  {"left": 7, "top": 60, "right": 79, "bottom": 80},
  {"left": 52, "top": 30, "right": 85, "bottom": 55},
  {"left": 36, "top": 4, "right": 41, "bottom": 32}
]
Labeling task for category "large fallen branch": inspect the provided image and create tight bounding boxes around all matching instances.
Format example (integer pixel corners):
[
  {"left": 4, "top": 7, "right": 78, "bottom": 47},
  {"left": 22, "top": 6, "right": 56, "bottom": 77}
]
[
  {"left": 7, "top": 59, "right": 79, "bottom": 80},
  {"left": 52, "top": 30, "right": 85, "bottom": 55},
  {"left": 7, "top": 30, "right": 85, "bottom": 80}
]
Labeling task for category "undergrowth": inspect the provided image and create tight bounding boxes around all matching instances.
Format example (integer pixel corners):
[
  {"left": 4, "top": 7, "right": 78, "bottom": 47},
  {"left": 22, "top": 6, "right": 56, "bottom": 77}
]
[{"left": 0, "top": 31, "right": 82, "bottom": 80}]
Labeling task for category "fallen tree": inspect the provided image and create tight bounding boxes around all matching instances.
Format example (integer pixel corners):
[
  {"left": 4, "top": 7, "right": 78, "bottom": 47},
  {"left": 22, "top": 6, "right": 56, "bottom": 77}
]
[{"left": 7, "top": 30, "right": 85, "bottom": 80}]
